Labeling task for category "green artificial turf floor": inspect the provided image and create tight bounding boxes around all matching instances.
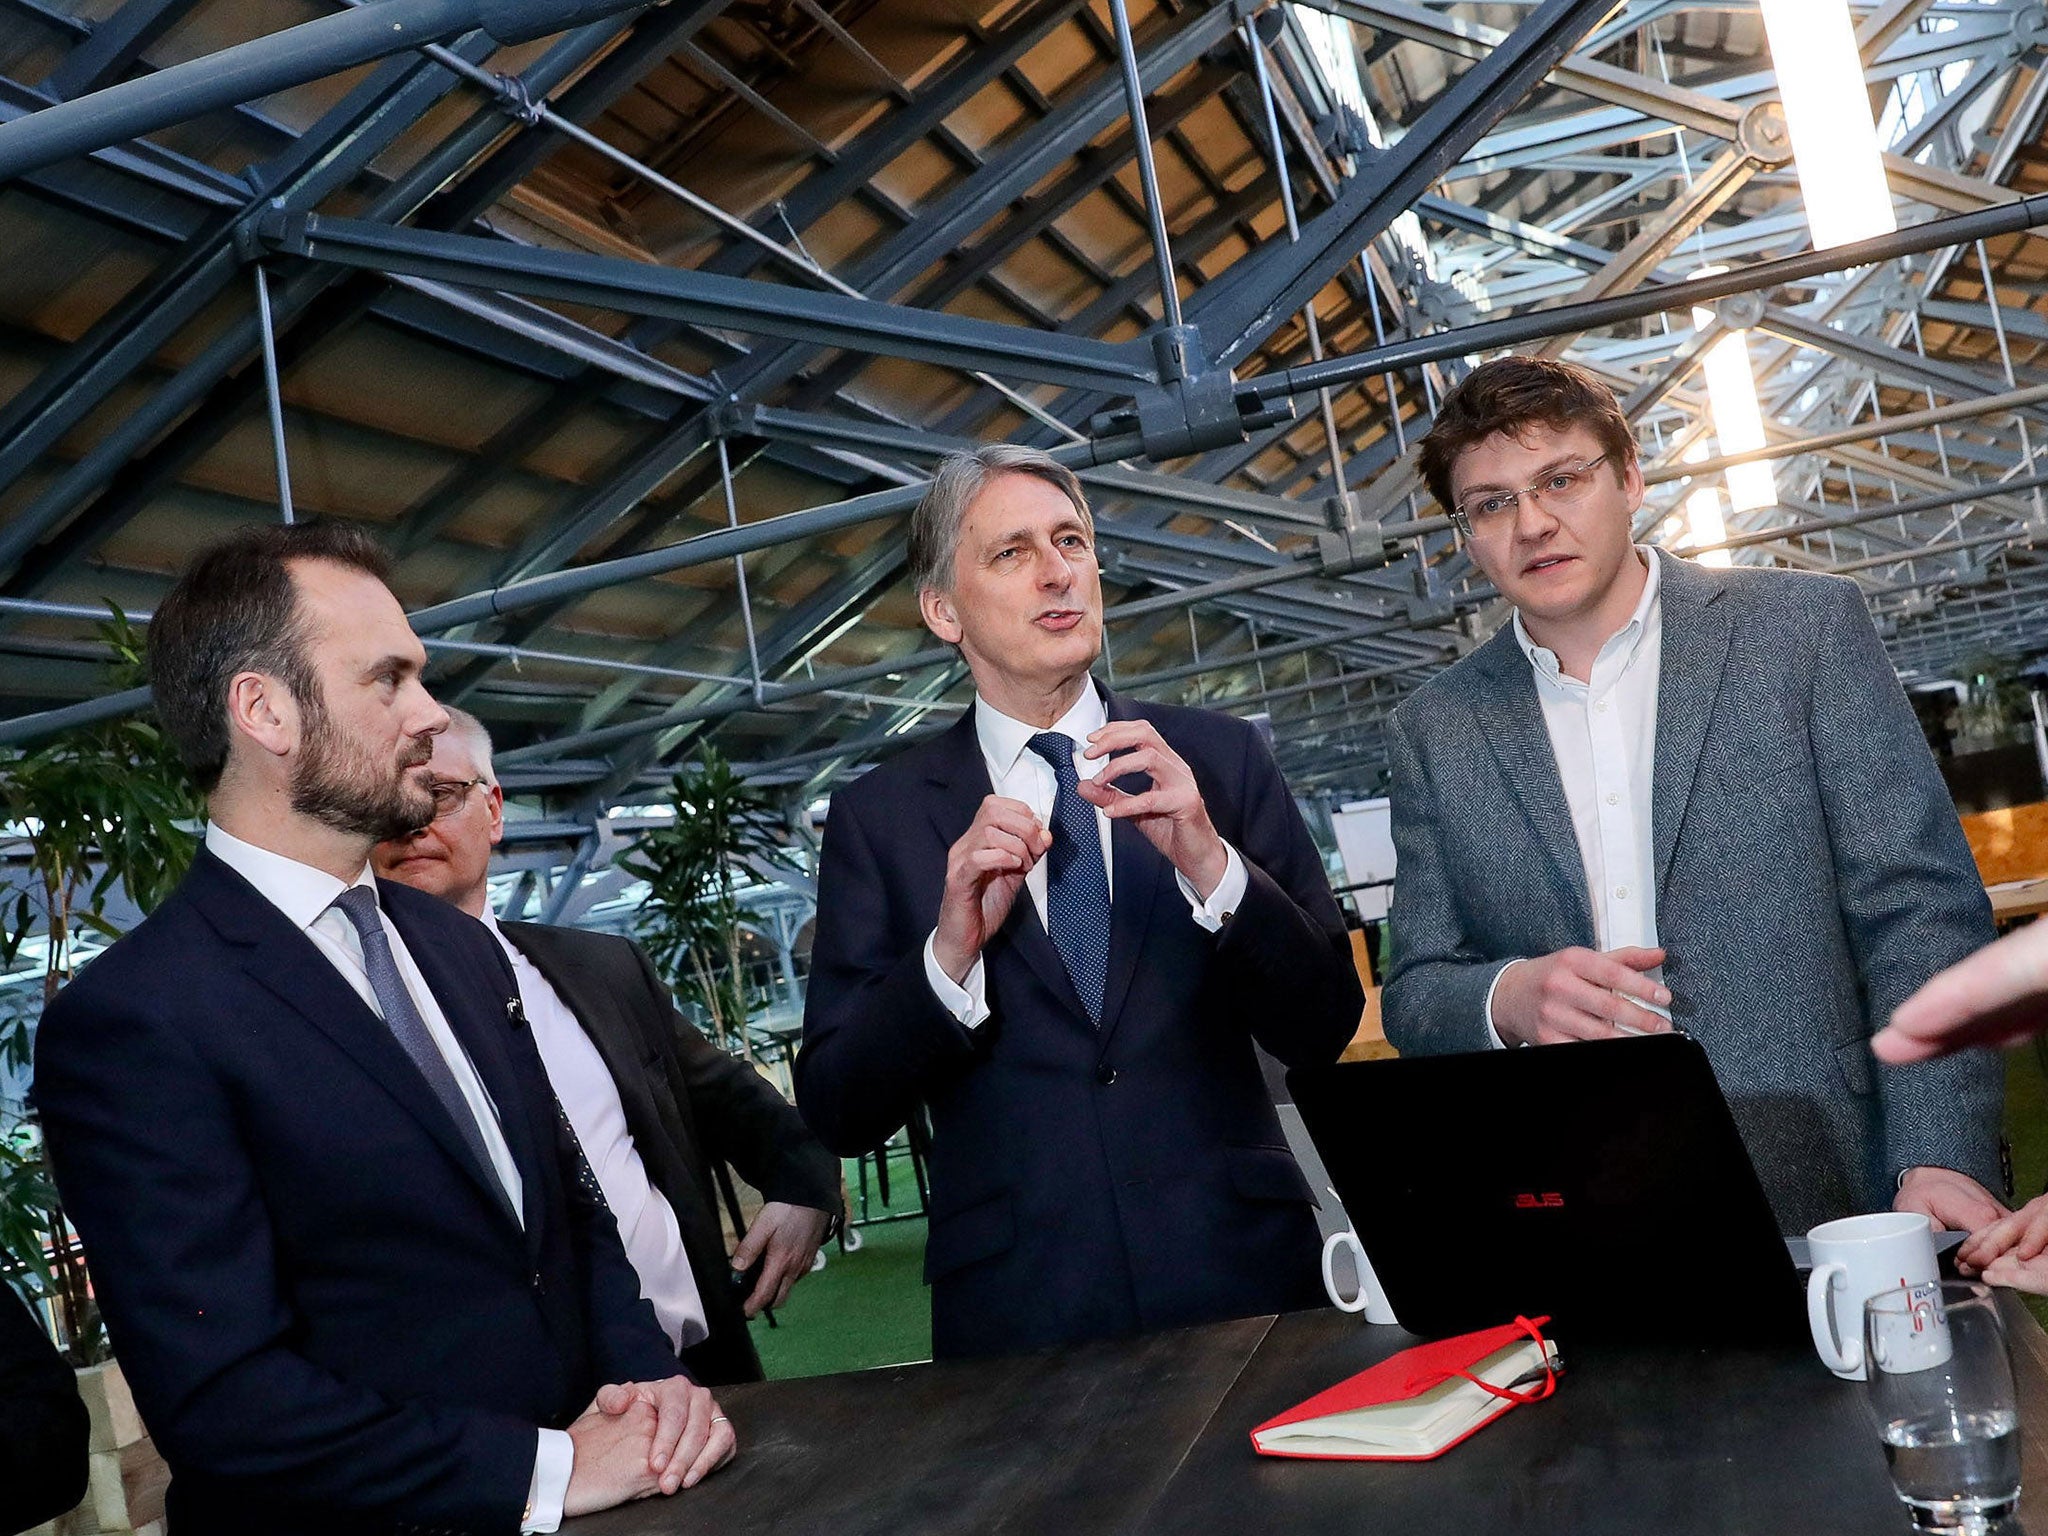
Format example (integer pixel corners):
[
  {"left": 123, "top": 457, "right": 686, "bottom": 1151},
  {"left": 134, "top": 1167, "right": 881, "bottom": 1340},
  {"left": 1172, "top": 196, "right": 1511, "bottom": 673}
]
[{"left": 750, "top": 1153, "right": 933, "bottom": 1379}]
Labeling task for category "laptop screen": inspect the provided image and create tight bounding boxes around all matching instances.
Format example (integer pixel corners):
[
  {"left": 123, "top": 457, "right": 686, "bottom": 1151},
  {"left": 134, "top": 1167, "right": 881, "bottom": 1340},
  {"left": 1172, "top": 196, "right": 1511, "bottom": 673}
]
[{"left": 1290, "top": 1033, "right": 1804, "bottom": 1343}]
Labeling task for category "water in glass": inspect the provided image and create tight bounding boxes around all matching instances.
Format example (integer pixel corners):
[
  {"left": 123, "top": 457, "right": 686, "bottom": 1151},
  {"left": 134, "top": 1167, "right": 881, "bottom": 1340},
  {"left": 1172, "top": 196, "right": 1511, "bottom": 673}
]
[{"left": 1881, "top": 1406, "right": 2020, "bottom": 1532}]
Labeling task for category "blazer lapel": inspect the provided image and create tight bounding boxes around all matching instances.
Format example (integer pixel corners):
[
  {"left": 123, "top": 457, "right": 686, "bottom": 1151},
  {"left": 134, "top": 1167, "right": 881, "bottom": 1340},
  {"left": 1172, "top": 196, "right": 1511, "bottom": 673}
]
[
  {"left": 1649, "top": 552, "right": 1732, "bottom": 896},
  {"left": 1469, "top": 627, "right": 1595, "bottom": 937},
  {"left": 387, "top": 889, "right": 538, "bottom": 1245},
  {"left": 928, "top": 703, "right": 1089, "bottom": 1019},
  {"left": 1097, "top": 689, "right": 1167, "bottom": 1043},
  {"left": 187, "top": 852, "right": 525, "bottom": 1238},
  {"left": 499, "top": 922, "right": 673, "bottom": 1155}
]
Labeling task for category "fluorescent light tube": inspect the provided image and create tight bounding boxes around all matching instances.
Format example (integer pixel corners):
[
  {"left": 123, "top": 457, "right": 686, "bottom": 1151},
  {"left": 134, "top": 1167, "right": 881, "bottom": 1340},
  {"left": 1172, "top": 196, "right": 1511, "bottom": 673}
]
[
  {"left": 1693, "top": 305, "right": 1777, "bottom": 512},
  {"left": 1757, "top": 0, "right": 1896, "bottom": 249}
]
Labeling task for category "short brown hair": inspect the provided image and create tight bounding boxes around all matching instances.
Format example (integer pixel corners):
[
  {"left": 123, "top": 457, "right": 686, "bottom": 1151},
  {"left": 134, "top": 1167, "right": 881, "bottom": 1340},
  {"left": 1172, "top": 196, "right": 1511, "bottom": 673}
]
[
  {"left": 909, "top": 445, "right": 1091, "bottom": 595},
  {"left": 1418, "top": 356, "right": 1637, "bottom": 518},
  {"left": 149, "top": 521, "right": 393, "bottom": 792}
]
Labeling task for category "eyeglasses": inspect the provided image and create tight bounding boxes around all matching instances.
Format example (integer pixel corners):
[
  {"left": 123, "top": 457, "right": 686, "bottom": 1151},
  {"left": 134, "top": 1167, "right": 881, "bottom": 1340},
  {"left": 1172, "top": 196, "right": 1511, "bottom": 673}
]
[
  {"left": 1450, "top": 454, "right": 1610, "bottom": 538},
  {"left": 427, "top": 777, "right": 489, "bottom": 818}
]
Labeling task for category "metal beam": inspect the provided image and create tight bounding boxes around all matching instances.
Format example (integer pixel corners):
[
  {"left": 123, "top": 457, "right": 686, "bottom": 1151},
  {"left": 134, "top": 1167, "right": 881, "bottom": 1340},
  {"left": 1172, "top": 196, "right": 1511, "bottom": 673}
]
[
  {"left": 256, "top": 213, "right": 1156, "bottom": 394},
  {"left": 0, "top": 0, "right": 650, "bottom": 180},
  {"left": 1241, "top": 189, "right": 2048, "bottom": 411},
  {"left": 1644, "top": 382, "right": 2048, "bottom": 486},
  {"left": 1188, "top": 0, "right": 1618, "bottom": 368}
]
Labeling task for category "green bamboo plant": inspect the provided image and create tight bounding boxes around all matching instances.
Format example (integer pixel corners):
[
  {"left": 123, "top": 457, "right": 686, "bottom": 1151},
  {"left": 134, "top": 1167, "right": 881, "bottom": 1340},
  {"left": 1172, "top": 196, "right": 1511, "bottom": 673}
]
[
  {"left": 0, "top": 611, "right": 199, "bottom": 1362},
  {"left": 619, "top": 747, "right": 783, "bottom": 1060}
]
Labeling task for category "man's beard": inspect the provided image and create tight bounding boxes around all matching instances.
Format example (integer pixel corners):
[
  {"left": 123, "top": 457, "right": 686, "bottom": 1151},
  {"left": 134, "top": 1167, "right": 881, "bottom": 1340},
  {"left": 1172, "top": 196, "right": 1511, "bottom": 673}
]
[{"left": 290, "top": 695, "right": 436, "bottom": 843}]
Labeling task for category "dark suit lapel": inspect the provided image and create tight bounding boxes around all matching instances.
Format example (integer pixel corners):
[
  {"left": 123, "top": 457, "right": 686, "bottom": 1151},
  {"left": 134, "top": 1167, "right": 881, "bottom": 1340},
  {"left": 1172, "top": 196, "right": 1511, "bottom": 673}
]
[
  {"left": 927, "top": 703, "right": 1089, "bottom": 1019},
  {"left": 501, "top": 925, "right": 647, "bottom": 1105},
  {"left": 386, "top": 888, "right": 537, "bottom": 1245},
  {"left": 187, "top": 851, "right": 524, "bottom": 1237},
  {"left": 1469, "top": 627, "right": 1594, "bottom": 935},
  {"left": 496, "top": 924, "right": 735, "bottom": 1312},
  {"left": 1097, "top": 689, "right": 1167, "bottom": 1043},
  {"left": 1650, "top": 551, "right": 1732, "bottom": 896},
  {"left": 499, "top": 922, "right": 669, "bottom": 1156}
]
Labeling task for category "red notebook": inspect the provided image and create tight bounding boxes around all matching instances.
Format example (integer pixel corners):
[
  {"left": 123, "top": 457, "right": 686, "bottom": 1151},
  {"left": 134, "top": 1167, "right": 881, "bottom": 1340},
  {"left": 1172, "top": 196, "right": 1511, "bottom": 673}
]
[{"left": 1250, "top": 1316, "right": 1559, "bottom": 1462}]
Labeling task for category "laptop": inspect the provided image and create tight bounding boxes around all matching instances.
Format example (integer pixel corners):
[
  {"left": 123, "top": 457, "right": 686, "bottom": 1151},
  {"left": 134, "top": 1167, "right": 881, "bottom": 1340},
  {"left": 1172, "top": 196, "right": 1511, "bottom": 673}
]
[{"left": 1289, "top": 1032, "right": 1805, "bottom": 1345}]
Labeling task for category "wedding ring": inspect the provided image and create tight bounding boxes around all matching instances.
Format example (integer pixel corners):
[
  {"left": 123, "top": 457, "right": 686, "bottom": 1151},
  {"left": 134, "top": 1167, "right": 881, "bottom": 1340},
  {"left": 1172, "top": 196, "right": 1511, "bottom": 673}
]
[{"left": 711, "top": 1414, "right": 730, "bottom": 1424}]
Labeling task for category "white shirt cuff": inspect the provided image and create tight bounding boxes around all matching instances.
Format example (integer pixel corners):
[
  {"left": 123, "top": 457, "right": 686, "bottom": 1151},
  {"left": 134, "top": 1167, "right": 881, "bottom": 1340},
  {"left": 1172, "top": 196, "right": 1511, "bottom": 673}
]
[
  {"left": 1482, "top": 960, "right": 1527, "bottom": 1050},
  {"left": 924, "top": 930, "right": 991, "bottom": 1029},
  {"left": 523, "top": 1428, "right": 573, "bottom": 1533},
  {"left": 1175, "top": 841, "right": 1247, "bottom": 933}
]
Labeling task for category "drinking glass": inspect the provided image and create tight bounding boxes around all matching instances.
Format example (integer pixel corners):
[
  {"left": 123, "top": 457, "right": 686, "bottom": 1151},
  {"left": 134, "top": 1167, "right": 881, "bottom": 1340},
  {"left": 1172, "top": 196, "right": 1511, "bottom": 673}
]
[{"left": 1865, "top": 1280, "right": 2020, "bottom": 1534}]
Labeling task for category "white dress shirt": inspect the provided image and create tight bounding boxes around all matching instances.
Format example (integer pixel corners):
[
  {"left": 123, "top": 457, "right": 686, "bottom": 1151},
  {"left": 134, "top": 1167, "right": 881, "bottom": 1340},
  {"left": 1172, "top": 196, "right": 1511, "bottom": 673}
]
[
  {"left": 481, "top": 907, "right": 708, "bottom": 1354},
  {"left": 924, "top": 687, "right": 1249, "bottom": 1028},
  {"left": 1483, "top": 549, "right": 1667, "bottom": 1044},
  {"left": 202, "top": 825, "right": 568, "bottom": 1534}
]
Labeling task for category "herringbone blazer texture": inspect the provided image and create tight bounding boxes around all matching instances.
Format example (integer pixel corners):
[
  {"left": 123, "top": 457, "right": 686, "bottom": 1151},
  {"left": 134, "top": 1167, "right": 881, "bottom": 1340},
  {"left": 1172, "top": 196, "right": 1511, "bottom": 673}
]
[{"left": 1382, "top": 551, "right": 2003, "bottom": 1233}]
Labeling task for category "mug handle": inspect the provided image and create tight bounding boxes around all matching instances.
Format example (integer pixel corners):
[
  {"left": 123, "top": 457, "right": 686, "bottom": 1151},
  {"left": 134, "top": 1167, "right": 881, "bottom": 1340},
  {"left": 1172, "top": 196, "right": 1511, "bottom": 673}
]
[
  {"left": 1322, "top": 1229, "right": 1371, "bottom": 1314},
  {"left": 1807, "top": 1261, "right": 1863, "bottom": 1374}
]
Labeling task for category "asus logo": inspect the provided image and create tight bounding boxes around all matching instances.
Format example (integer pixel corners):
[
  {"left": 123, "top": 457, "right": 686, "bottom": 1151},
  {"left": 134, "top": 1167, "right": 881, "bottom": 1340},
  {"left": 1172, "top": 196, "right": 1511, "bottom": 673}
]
[{"left": 1514, "top": 1192, "right": 1565, "bottom": 1210}]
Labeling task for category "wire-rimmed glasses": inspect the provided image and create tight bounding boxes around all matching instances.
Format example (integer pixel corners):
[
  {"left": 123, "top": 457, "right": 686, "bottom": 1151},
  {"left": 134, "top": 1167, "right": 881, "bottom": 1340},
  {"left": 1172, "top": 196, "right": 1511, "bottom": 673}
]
[
  {"left": 427, "top": 776, "right": 489, "bottom": 819},
  {"left": 1449, "top": 453, "right": 1611, "bottom": 539}
]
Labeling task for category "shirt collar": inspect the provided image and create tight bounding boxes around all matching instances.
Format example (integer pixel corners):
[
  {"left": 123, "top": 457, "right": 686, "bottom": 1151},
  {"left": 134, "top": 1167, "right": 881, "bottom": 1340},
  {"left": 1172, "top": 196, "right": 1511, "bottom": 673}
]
[
  {"left": 973, "top": 681, "right": 1108, "bottom": 779},
  {"left": 205, "top": 822, "right": 376, "bottom": 932},
  {"left": 1512, "top": 545, "right": 1662, "bottom": 681}
]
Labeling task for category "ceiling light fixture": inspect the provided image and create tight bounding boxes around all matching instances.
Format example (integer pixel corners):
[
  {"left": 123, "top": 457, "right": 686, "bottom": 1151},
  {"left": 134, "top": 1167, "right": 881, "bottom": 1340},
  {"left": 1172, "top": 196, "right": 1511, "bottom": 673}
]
[
  {"left": 1693, "top": 303, "right": 1777, "bottom": 513},
  {"left": 1680, "top": 443, "right": 1733, "bottom": 568},
  {"left": 1757, "top": 0, "right": 1896, "bottom": 249}
]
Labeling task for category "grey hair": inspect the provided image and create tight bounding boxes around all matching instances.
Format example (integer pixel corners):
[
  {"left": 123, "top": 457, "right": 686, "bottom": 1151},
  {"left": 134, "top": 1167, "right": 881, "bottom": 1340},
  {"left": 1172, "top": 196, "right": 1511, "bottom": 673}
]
[
  {"left": 908, "top": 444, "right": 1092, "bottom": 595},
  {"left": 440, "top": 706, "right": 497, "bottom": 786}
]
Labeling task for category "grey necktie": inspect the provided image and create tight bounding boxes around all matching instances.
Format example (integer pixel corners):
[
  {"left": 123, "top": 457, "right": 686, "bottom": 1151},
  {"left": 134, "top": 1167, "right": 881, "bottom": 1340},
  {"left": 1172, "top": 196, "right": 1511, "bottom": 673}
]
[{"left": 329, "top": 886, "right": 514, "bottom": 1219}]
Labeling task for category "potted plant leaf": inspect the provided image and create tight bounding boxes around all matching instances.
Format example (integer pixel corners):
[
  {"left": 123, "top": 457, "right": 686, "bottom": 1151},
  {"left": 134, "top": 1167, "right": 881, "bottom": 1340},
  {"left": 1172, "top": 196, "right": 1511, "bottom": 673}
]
[
  {"left": 618, "top": 745, "right": 786, "bottom": 1061},
  {"left": 0, "top": 609, "right": 197, "bottom": 1534}
]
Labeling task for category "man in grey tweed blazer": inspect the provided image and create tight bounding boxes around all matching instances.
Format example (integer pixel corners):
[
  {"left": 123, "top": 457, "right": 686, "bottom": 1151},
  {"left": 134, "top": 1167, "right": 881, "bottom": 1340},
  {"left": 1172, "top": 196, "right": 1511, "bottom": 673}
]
[{"left": 1382, "top": 356, "right": 2008, "bottom": 1236}]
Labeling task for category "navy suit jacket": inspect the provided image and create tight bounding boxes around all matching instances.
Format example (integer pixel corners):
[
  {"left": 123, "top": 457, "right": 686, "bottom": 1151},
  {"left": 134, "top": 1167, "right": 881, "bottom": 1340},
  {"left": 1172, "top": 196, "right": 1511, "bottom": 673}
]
[
  {"left": 34, "top": 850, "right": 680, "bottom": 1536},
  {"left": 796, "top": 687, "right": 1361, "bottom": 1358}
]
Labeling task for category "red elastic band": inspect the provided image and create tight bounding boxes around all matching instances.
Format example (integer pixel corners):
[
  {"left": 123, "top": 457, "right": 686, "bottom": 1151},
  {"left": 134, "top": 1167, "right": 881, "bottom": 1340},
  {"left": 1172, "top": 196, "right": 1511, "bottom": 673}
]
[{"left": 1453, "top": 1314, "right": 1557, "bottom": 1405}]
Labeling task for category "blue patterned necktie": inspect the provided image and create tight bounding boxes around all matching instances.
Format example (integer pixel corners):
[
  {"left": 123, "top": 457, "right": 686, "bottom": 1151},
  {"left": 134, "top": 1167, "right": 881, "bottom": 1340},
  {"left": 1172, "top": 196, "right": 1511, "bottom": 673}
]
[
  {"left": 329, "top": 886, "right": 516, "bottom": 1220},
  {"left": 1026, "top": 732, "right": 1111, "bottom": 1025}
]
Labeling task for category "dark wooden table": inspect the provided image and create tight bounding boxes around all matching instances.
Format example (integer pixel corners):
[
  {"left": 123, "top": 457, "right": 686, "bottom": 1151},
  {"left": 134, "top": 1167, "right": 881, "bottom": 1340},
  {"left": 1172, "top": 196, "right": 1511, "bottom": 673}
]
[{"left": 568, "top": 1297, "right": 2048, "bottom": 1536}]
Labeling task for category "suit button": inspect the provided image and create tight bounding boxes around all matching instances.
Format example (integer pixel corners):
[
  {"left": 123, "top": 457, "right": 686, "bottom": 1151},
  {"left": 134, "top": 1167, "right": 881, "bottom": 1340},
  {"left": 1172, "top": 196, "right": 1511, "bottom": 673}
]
[
  {"left": 1096, "top": 1064, "right": 1117, "bottom": 1086},
  {"left": 532, "top": 1272, "right": 546, "bottom": 1294}
]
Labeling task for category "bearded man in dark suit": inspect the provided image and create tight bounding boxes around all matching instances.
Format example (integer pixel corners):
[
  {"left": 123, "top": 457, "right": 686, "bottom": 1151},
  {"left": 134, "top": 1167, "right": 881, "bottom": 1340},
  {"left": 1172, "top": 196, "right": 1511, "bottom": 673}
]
[{"left": 35, "top": 523, "right": 733, "bottom": 1534}]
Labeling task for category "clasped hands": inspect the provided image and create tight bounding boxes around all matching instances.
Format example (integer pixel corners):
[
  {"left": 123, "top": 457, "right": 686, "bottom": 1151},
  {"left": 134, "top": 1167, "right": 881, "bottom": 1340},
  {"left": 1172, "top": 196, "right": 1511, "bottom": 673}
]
[
  {"left": 932, "top": 720, "right": 1224, "bottom": 983},
  {"left": 563, "top": 1374, "right": 736, "bottom": 1516}
]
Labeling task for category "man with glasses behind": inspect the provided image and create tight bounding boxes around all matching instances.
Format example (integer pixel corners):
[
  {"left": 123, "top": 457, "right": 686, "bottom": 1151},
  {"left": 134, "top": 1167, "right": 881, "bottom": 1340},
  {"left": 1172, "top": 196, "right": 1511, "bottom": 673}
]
[
  {"left": 375, "top": 710, "right": 840, "bottom": 1387},
  {"left": 1380, "top": 355, "right": 2008, "bottom": 1237}
]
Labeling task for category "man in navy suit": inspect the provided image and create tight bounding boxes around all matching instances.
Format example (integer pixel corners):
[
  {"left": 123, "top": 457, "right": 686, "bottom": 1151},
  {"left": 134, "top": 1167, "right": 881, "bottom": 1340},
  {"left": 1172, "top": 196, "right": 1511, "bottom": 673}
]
[
  {"left": 34, "top": 523, "right": 734, "bottom": 1535},
  {"left": 797, "top": 445, "right": 1361, "bottom": 1359}
]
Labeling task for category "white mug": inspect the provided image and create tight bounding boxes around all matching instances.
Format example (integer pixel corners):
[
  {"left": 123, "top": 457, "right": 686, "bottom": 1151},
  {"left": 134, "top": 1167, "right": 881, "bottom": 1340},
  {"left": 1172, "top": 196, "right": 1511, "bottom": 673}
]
[
  {"left": 1806, "top": 1211, "right": 1940, "bottom": 1380},
  {"left": 1321, "top": 1227, "right": 1399, "bottom": 1325},
  {"left": 1865, "top": 1278, "right": 1955, "bottom": 1379}
]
